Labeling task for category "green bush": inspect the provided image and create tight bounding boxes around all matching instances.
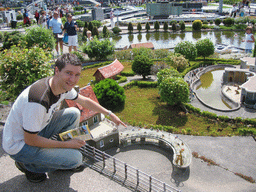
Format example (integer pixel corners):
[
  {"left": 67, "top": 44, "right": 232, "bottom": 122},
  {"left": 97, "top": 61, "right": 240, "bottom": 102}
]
[
  {"left": 145, "top": 22, "right": 150, "bottom": 31},
  {"left": 92, "top": 26, "right": 99, "bottom": 37},
  {"left": 2, "top": 31, "right": 25, "bottom": 49},
  {"left": 93, "top": 78, "right": 126, "bottom": 111},
  {"left": 16, "top": 14, "right": 23, "bottom": 20},
  {"left": 0, "top": 46, "right": 52, "bottom": 100},
  {"left": 196, "top": 39, "right": 215, "bottom": 59},
  {"left": 214, "top": 18, "right": 221, "bottom": 26},
  {"left": 157, "top": 68, "right": 181, "bottom": 85},
  {"left": 223, "top": 17, "right": 234, "bottom": 27},
  {"left": 132, "top": 47, "right": 153, "bottom": 59},
  {"left": 172, "top": 23, "right": 177, "bottom": 31},
  {"left": 82, "top": 38, "right": 115, "bottom": 60},
  {"left": 102, "top": 25, "right": 109, "bottom": 37},
  {"left": 25, "top": 26, "right": 55, "bottom": 51},
  {"left": 137, "top": 22, "right": 142, "bottom": 32},
  {"left": 203, "top": 20, "right": 208, "bottom": 25},
  {"left": 132, "top": 55, "right": 153, "bottom": 79},
  {"left": 201, "top": 111, "right": 218, "bottom": 119},
  {"left": 88, "top": 22, "right": 93, "bottom": 32},
  {"left": 90, "top": 20, "right": 102, "bottom": 28},
  {"left": 192, "top": 20, "right": 202, "bottom": 30},
  {"left": 112, "top": 26, "right": 122, "bottom": 34},
  {"left": 128, "top": 22, "right": 133, "bottom": 33},
  {"left": 179, "top": 20, "right": 185, "bottom": 31},
  {"left": 170, "top": 20, "right": 177, "bottom": 25},
  {"left": 164, "top": 21, "right": 169, "bottom": 31},
  {"left": 0, "top": 31, "right": 4, "bottom": 42},
  {"left": 154, "top": 21, "right": 160, "bottom": 31},
  {"left": 165, "top": 54, "right": 188, "bottom": 72},
  {"left": 61, "top": 17, "right": 67, "bottom": 25},
  {"left": 76, "top": 19, "right": 84, "bottom": 28},
  {"left": 174, "top": 41, "right": 197, "bottom": 61},
  {"left": 158, "top": 77, "right": 189, "bottom": 106}
]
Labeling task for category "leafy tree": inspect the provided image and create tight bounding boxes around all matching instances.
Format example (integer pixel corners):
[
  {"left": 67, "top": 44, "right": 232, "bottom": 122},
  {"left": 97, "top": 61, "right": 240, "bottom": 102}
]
[
  {"left": 145, "top": 22, "right": 150, "bottom": 32},
  {"left": 112, "top": 26, "right": 122, "bottom": 34},
  {"left": 192, "top": 20, "right": 202, "bottom": 30},
  {"left": 132, "top": 55, "right": 153, "bottom": 79},
  {"left": 132, "top": 47, "right": 153, "bottom": 59},
  {"left": 172, "top": 23, "right": 177, "bottom": 31},
  {"left": 93, "top": 79, "right": 126, "bottom": 111},
  {"left": 102, "top": 25, "right": 109, "bottom": 37},
  {"left": 128, "top": 22, "right": 133, "bottom": 33},
  {"left": 88, "top": 21, "right": 93, "bottom": 32},
  {"left": 0, "top": 46, "right": 52, "bottom": 100},
  {"left": 137, "top": 22, "right": 142, "bottom": 32},
  {"left": 157, "top": 68, "right": 181, "bottom": 85},
  {"left": 215, "top": 18, "right": 221, "bottom": 26},
  {"left": 25, "top": 26, "right": 55, "bottom": 51},
  {"left": 174, "top": 41, "right": 197, "bottom": 61},
  {"left": 163, "top": 21, "right": 168, "bottom": 31},
  {"left": 196, "top": 39, "right": 215, "bottom": 59},
  {"left": 165, "top": 54, "right": 188, "bottom": 72},
  {"left": 158, "top": 76, "right": 189, "bottom": 106},
  {"left": 82, "top": 38, "right": 115, "bottom": 60},
  {"left": 92, "top": 26, "right": 99, "bottom": 37},
  {"left": 90, "top": 20, "right": 102, "bottom": 28},
  {"left": 179, "top": 20, "right": 185, "bottom": 31},
  {"left": 84, "top": 21, "right": 88, "bottom": 29},
  {"left": 154, "top": 21, "right": 160, "bottom": 31}
]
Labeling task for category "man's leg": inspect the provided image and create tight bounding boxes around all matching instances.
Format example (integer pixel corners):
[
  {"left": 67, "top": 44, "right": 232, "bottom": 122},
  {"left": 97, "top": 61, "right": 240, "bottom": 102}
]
[{"left": 11, "top": 107, "right": 83, "bottom": 173}]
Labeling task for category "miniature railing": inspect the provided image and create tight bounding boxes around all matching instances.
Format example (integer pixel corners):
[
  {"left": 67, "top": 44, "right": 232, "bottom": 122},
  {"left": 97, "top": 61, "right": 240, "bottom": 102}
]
[{"left": 80, "top": 144, "right": 181, "bottom": 192}]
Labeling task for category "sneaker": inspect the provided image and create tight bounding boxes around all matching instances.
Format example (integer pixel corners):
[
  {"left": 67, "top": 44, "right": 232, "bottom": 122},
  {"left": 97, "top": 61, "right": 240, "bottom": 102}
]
[{"left": 15, "top": 161, "right": 47, "bottom": 183}]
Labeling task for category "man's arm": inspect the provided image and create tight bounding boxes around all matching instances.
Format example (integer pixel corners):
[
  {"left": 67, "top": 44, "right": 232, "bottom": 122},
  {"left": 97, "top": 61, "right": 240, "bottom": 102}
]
[
  {"left": 24, "top": 131, "right": 85, "bottom": 149},
  {"left": 75, "top": 94, "right": 126, "bottom": 127}
]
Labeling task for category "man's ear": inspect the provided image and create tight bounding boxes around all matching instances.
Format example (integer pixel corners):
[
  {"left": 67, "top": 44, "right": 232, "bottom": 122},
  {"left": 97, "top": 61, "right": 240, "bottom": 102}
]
[{"left": 54, "top": 66, "right": 59, "bottom": 75}]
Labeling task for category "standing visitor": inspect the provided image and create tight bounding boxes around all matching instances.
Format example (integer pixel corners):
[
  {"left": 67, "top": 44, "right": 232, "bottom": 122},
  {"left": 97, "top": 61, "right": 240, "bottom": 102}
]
[
  {"left": 46, "top": 11, "right": 52, "bottom": 29},
  {"left": 230, "top": 4, "right": 238, "bottom": 17},
  {"left": 35, "top": 10, "right": 40, "bottom": 25},
  {"left": 23, "top": 9, "right": 30, "bottom": 25},
  {"left": 39, "top": 10, "right": 47, "bottom": 28},
  {"left": 243, "top": 26, "right": 255, "bottom": 54},
  {"left": 2, "top": 53, "right": 126, "bottom": 183},
  {"left": 49, "top": 11, "right": 64, "bottom": 56},
  {"left": 63, "top": 13, "right": 78, "bottom": 53}
]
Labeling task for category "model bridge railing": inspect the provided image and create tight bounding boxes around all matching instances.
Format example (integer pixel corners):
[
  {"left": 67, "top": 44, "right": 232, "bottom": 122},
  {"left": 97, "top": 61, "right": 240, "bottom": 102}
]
[{"left": 80, "top": 144, "right": 181, "bottom": 192}]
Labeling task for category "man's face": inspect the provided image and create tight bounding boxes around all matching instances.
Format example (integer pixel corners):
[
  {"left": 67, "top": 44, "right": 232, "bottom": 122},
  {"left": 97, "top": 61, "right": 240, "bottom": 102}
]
[
  {"left": 68, "top": 15, "right": 72, "bottom": 22},
  {"left": 55, "top": 63, "right": 82, "bottom": 93},
  {"left": 54, "top": 13, "right": 58, "bottom": 19}
]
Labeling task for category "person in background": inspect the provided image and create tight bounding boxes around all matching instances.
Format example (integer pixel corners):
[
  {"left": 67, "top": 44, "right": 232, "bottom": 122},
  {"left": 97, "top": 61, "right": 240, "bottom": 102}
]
[
  {"left": 23, "top": 9, "right": 30, "bottom": 25},
  {"left": 243, "top": 26, "right": 255, "bottom": 54},
  {"left": 46, "top": 11, "right": 52, "bottom": 29},
  {"left": 230, "top": 4, "right": 238, "bottom": 17},
  {"left": 38, "top": 10, "right": 47, "bottom": 28},
  {"left": 49, "top": 11, "right": 63, "bottom": 56},
  {"left": 2, "top": 53, "right": 126, "bottom": 183},
  {"left": 86, "top": 30, "right": 93, "bottom": 42},
  {"left": 34, "top": 10, "right": 40, "bottom": 25},
  {"left": 63, "top": 13, "right": 78, "bottom": 53}
]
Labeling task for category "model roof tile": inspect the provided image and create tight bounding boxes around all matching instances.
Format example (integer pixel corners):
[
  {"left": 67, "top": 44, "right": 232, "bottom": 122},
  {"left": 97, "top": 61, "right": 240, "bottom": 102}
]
[{"left": 65, "top": 85, "right": 99, "bottom": 123}]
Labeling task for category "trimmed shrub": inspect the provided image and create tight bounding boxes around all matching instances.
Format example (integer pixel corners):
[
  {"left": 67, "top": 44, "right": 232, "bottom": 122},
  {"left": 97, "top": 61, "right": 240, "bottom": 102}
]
[
  {"left": 146, "top": 22, "right": 150, "bottom": 31},
  {"left": 196, "top": 39, "right": 215, "bottom": 59},
  {"left": 88, "top": 21, "right": 93, "bottom": 31},
  {"left": 128, "top": 22, "right": 133, "bottom": 33},
  {"left": 223, "top": 17, "right": 234, "bottom": 27},
  {"left": 165, "top": 54, "right": 188, "bottom": 72},
  {"left": 192, "top": 20, "right": 202, "bottom": 30},
  {"left": 174, "top": 41, "right": 197, "bottom": 61},
  {"left": 93, "top": 78, "right": 126, "bottom": 111},
  {"left": 132, "top": 55, "right": 154, "bottom": 79},
  {"left": 157, "top": 68, "right": 181, "bottom": 85},
  {"left": 215, "top": 18, "right": 221, "bottom": 26},
  {"left": 164, "top": 21, "right": 169, "bottom": 31},
  {"left": 154, "top": 21, "right": 160, "bottom": 31},
  {"left": 90, "top": 20, "right": 102, "bottom": 28},
  {"left": 2, "top": 31, "right": 25, "bottom": 49},
  {"left": 179, "top": 20, "right": 185, "bottom": 31},
  {"left": 137, "top": 22, "right": 142, "bottom": 32},
  {"left": 92, "top": 26, "right": 99, "bottom": 37},
  {"left": 172, "top": 23, "right": 177, "bottom": 31},
  {"left": 112, "top": 26, "right": 122, "bottom": 34}
]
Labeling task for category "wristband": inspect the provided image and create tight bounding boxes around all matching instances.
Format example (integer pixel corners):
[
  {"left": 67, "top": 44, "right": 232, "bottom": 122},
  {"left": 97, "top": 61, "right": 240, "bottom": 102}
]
[{"left": 107, "top": 110, "right": 112, "bottom": 116}]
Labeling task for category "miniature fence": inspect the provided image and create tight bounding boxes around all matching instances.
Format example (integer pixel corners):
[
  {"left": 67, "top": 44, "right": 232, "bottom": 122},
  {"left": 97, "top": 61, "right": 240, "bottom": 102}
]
[{"left": 80, "top": 144, "right": 181, "bottom": 192}]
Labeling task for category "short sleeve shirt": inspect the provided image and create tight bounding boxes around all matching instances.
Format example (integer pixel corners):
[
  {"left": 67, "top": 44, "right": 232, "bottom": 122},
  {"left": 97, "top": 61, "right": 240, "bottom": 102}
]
[
  {"left": 64, "top": 20, "right": 77, "bottom": 36},
  {"left": 49, "top": 18, "right": 63, "bottom": 34},
  {"left": 2, "top": 77, "right": 78, "bottom": 155}
]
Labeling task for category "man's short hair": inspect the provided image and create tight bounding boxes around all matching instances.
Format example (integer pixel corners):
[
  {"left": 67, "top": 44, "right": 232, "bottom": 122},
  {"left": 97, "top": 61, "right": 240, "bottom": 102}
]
[{"left": 55, "top": 53, "right": 82, "bottom": 72}]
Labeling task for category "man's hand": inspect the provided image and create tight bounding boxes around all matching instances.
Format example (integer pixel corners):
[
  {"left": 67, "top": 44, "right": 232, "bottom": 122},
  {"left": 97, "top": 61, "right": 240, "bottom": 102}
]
[
  {"left": 109, "top": 113, "right": 127, "bottom": 127},
  {"left": 65, "top": 139, "right": 86, "bottom": 149}
]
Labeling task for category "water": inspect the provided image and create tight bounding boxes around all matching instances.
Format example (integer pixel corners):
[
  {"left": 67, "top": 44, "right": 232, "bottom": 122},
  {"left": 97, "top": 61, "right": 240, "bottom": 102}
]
[
  {"left": 196, "top": 69, "right": 232, "bottom": 110},
  {"left": 111, "top": 31, "right": 246, "bottom": 50}
]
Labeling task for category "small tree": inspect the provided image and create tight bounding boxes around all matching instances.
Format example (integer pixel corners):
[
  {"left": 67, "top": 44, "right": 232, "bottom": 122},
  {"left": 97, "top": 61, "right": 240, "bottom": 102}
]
[
  {"left": 102, "top": 25, "right": 109, "bottom": 37},
  {"left": 157, "top": 68, "right": 181, "bottom": 85},
  {"left": 158, "top": 76, "right": 189, "bottom": 106},
  {"left": 92, "top": 26, "right": 99, "bottom": 37},
  {"left": 172, "top": 23, "right": 177, "bottom": 31},
  {"left": 196, "top": 39, "right": 215, "bottom": 59},
  {"left": 165, "top": 54, "right": 188, "bottom": 72},
  {"left": 145, "top": 22, "right": 150, "bottom": 32},
  {"left": 215, "top": 18, "right": 221, "bottom": 26},
  {"left": 174, "top": 41, "right": 197, "bottom": 61},
  {"left": 163, "top": 21, "right": 169, "bottom": 31},
  {"left": 112, "top": 26, "right": 122, "bottom": 34},
  {"left": 88, "top": 21, "right": 93, "bottom": 32},
  {"left": 84, "top": 21, "right": 88, "bottom": 29},
  {"left": 128, "top": 22, "right": 133, "bottom": 33},
  {"left": 93, "top": 79, "right": 126, "bottom": 111},
  {"left": 154, "top": 21, "right": 160, "bottom": 31},
  {"left": 179, "top": 20, "right": 185, "bottom": 31},
  {"left": 137, "top": 22, "right": 142, "bottom": 32},
  {"left": 82, "top": 38, "right": 115, "bottom": 60},
  {"left": 192, "top": 20, "right": 202, "bottom": 31},
  {"left": 132, "top": 55, "right": 153, "bottom": 79}
]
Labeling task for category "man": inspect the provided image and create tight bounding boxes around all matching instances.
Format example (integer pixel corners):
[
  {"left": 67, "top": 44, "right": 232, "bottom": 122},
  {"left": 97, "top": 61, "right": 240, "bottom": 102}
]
[
  {"left": 49, "top": 11, "right": 63, "bottom": 56},
  {"left": 2, "top": 53, "right": 126, "bottom": 183}
]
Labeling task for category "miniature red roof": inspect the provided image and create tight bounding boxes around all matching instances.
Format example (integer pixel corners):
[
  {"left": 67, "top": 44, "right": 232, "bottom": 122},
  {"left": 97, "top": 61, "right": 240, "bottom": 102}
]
[
  {"left": 129, "top": 42, "right": 154, "bottom": 49},
  {"left": 65, "top": 85, "right": 100, "bottom": 123},
  {"left": 93, "top": 59, "right": 124, "bottom": 79}
]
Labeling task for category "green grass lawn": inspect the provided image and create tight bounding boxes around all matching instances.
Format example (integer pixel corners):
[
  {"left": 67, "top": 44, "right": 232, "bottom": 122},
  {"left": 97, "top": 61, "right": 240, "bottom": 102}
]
[{"left": 78, "top": 63, "right": 247, "bottom": 137}]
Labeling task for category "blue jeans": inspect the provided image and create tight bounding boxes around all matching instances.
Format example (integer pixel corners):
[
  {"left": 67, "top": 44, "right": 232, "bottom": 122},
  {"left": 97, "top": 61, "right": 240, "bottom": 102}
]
[{"left": 10, "top": 107, "right": 83, "bottom": 173}]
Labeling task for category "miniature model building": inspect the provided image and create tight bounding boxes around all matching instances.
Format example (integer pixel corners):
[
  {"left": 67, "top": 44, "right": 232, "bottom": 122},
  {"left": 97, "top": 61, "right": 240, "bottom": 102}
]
[
  {"left": 61, "top": 85, "right": 119, "bottom": 150},
  {"left": 93, "top": 59, "right": 124, "bottom": 82}
]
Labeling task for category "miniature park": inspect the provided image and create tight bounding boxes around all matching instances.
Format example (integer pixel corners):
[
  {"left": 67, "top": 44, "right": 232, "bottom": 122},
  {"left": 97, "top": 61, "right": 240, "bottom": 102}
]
[{"left": 0, "top": 0, "right": 256, "bottom": 191}]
